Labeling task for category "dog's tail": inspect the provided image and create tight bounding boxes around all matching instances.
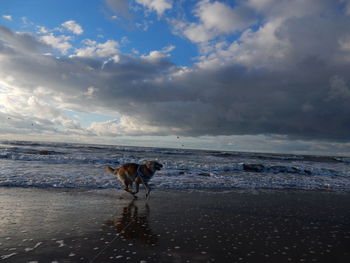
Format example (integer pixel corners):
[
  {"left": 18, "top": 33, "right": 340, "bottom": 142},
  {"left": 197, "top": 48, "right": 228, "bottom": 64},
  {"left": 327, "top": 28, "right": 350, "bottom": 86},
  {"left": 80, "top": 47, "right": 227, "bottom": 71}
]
[{"left": 105, "top": 165, "right": 117, "bottom": 174}]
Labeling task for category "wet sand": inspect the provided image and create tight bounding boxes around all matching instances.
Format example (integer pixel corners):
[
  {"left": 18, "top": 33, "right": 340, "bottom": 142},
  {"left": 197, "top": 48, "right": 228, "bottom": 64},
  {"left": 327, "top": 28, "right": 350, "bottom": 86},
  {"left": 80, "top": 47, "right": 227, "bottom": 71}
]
[{"left": 1, "top": 187, "right": 350, "bottom": 262}]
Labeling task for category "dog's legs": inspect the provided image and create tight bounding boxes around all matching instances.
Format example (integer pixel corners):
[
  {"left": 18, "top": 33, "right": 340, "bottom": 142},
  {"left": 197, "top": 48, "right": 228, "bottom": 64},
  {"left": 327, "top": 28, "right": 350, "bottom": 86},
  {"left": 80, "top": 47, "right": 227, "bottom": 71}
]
[
  {"left": 124, "top": 188, "right": 137, "bottom": 199},
  {"left": 134, "top": 183, "right": 140, "bottom": 195},
  {"left": 123, "top": 182, "right": 137, "bottom": 199},
  {"left": 144, "top": 182, "right": 151, "bottom": 199}
]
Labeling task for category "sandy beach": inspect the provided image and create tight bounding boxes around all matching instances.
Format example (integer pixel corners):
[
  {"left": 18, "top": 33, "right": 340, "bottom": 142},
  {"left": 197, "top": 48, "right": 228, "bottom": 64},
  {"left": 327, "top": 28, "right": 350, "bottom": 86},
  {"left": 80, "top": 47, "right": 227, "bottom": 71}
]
[{"left": 1, "top": 188, "right": 350, "bottom": 262}]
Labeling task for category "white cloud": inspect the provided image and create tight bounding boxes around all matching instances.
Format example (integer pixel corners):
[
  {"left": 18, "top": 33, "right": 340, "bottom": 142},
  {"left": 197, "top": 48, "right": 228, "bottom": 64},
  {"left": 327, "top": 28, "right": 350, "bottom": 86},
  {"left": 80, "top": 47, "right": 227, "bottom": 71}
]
[
  {"left": 61, "top": 20, "right": 83, "bottom": 35},
  {"left": 26, "top": 96, "right": 63, "bottom": 119},
  {"left": 37, "top": 26, "right": 49, "bottom": 34},
  {"left": 87, "top": 115, "right": 180, "bottom": 136},
  {"left": 196, "top": 0, "right": 254, "bottom": 34},
  {"left": 0, "top": 81, "right": 81, "bottom": 133},
  {"left": 142, "top": 50, "right": 168, "bottom": 61},
  {"left": 74, "top": 39, "right": 119, "bottom": 58},
  {"left": 136, "top": 0, "right": 172, "bottom": 16},
  {"left": 141, "top": 45, "right": 175, "bottom": 62},
  {"left": 183, "top": 23, "right": 215, "bottom": 43},
  {"left": 2, "top": 15, "right": 12, "bottom": 21},
  {"left": 205, "top": 19, "right": 292, "bottom": 70},
  {"left": 194, "top": 0, "right": 347, "bottom": 70},
  {"left": 176, "top": 0, "right": 255, "bottom": 43},
  {"left": 40, "top": 33, "right": 72, "bottom": 54}
]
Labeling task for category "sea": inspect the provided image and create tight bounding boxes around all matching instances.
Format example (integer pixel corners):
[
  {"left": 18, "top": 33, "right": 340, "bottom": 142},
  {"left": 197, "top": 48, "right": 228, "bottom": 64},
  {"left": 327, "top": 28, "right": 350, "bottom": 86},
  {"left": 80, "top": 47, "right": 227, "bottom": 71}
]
[{"left": 0, "top": 140, "right": 350, "bottom": 192}]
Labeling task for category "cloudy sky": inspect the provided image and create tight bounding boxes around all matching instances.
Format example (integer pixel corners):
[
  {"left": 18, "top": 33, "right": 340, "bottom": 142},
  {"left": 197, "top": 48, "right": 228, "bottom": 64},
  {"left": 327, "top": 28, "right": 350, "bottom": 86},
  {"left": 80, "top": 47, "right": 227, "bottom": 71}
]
[{"left": 1, "top": 0, "right": 350, "bottom": 155}]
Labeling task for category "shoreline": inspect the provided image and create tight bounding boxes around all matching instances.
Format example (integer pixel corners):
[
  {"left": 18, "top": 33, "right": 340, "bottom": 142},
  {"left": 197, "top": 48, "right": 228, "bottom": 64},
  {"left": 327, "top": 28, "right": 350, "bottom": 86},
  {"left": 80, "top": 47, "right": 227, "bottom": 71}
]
[
  {"left": 1, "top": 184, "right": 350, "bottom": 193},
  {"left": 1, "top": 187, "right": 350, "bottom": 262}
]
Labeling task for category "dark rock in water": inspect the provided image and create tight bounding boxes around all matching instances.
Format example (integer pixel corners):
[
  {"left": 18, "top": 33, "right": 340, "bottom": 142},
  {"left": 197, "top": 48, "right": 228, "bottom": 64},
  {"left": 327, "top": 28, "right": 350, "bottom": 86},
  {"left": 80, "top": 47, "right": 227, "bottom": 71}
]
[
  {"left": 38, "top": 150, "right": 64, "bottom": 155},
  {"left": 198, "top": 172, "right": 211, "bottom": 177},
  {"left": 212, "top": 152, "right": 235, "bottom": 158},
  {"left": 270, "top": 165, "right": 299, "bottom": 174},
  {"left": 39, "top": 150, "right": 50, "bottom": 155},
  {"left": 304, "top": 169, "right": 312, "bottom": 175},
  {"left": 243, "top": 164, "right": 265, "bottom": 172},
  {"left": 178, "top": 171, "right": 185, "bottom": 175}
]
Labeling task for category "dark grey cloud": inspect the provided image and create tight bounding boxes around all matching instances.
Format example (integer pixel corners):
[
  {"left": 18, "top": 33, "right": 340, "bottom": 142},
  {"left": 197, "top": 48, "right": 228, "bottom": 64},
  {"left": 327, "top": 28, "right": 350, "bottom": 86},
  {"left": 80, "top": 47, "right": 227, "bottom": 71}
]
[
  {"left": 120, "top": 62, "right": 349, "bottom": 140},
  {"left": 0, "top": 26, "right": 50, "bottom": 54}
]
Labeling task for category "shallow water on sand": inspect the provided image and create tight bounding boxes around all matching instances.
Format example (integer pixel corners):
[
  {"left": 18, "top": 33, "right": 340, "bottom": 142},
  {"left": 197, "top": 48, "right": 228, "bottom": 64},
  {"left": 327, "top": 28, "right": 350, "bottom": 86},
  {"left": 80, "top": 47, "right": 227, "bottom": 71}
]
[{"left": 0, "top": 188, "right": 350, "bottom": 262}]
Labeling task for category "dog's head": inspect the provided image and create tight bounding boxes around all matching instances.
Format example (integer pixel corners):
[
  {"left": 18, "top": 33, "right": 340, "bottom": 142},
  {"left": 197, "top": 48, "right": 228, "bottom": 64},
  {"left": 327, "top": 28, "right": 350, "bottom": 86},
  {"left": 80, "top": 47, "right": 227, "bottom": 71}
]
[{"left": 145, "top": 161, "right": 163, "bottom": 172}]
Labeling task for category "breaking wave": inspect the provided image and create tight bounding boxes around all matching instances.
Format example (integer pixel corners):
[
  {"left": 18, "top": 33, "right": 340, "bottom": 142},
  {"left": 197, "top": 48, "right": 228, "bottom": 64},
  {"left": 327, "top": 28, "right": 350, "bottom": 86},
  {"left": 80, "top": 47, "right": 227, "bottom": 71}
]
[{"left": 0, "top": 141, "right": 349, "bottom": 191}]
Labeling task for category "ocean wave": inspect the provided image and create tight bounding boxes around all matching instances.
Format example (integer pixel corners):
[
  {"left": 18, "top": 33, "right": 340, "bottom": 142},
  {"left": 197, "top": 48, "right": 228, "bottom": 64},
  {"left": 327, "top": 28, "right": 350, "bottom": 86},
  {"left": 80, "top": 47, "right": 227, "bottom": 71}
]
[
  {"left": 164, "top": 162, "right": 349, "bottom": 178},
  {"left": 211, "top": 151, "right": 307, "bottom": 160},
  {"left": 0, "top": 148, "right": 65, "bottom": 156},
  {"left": 1, "top": 166, "right": 349, "bottom": 192},
  {"left": 0, "top": 152, "right": 118, "bottom": 165},
  {"left": 211, "top": 151, "right": 350, "bottom": 163},
  {"left": 0, "top": 140, "right": 349, "bottom": 192},
  {"left": 240, "top": 163, "right": 350, "bottom": 178}
]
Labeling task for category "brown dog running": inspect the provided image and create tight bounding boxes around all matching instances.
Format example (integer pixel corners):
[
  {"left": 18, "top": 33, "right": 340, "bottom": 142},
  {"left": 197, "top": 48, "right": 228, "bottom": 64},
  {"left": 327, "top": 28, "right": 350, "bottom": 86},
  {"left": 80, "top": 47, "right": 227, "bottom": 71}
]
[{"left": 105, "top": 161, "right": 163, "bottom": 198}]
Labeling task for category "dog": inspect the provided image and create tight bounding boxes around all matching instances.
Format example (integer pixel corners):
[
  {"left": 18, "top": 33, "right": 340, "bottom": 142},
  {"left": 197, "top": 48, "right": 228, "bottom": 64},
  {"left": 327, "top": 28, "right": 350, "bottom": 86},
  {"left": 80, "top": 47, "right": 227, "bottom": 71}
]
[{"left": 106, "top": 161, "right": 163, "bottom": 198}]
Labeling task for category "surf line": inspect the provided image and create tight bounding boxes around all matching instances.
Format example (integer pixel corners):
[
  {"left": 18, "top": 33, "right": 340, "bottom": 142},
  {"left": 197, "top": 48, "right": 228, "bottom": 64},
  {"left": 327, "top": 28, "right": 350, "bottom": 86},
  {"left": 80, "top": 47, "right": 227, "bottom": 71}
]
[{"left": 89, "top": 218, "right": 135, "bottom": 263}]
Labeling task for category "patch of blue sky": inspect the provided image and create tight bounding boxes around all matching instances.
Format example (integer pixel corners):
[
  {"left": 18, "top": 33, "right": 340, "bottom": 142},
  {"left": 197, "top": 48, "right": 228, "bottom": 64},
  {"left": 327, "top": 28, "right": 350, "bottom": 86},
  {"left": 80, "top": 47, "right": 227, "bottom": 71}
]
[
  {"left": 1, "top": 0, "right": 198, "bottom": 66},
  {"left": 62, "top": 109, "right": 119, "bottom": 128},
  {"left": 120, "top": 21, "right": 198, "bottom": 65},
  {"left": 1, "top": 0, "right": 83, "bottom": 28}
]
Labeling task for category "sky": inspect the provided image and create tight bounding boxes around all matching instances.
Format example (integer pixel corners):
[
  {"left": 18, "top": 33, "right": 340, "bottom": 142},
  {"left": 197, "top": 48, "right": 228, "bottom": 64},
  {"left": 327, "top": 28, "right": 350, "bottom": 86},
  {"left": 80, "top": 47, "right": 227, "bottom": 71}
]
[{"left": 1, "top": 0, "right": 350, "bottom": 155}]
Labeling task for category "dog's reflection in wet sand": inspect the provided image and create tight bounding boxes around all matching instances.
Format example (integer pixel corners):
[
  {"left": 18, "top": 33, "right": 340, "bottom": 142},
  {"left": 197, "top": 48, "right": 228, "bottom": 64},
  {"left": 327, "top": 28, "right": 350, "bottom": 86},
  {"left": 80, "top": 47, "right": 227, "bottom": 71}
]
[{"left": 104, "top": 200, "right": 158, "bottom": 246}]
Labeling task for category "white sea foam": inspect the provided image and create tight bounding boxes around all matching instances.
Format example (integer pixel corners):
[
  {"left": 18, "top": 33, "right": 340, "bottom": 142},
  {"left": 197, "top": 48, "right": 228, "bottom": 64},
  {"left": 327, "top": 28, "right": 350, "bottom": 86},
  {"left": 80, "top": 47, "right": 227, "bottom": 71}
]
[
  {"left": 1, "top": 253, "right": 17, "bottom": 260},
  {"left": 56, "top": 240, "right": 65, "bottom": 247},
  {"left": 24, "top": 242, "right": 41, "bottom": 253}
]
